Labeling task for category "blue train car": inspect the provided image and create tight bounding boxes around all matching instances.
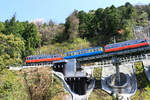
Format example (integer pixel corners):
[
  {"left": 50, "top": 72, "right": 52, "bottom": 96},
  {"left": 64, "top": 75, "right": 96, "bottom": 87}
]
[{"left": 63, "top": 47, "right": 103, "bottom": 59}]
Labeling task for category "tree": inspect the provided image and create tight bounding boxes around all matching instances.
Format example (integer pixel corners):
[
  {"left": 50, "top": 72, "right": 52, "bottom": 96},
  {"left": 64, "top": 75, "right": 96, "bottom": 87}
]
[
  {"left": 0, "top": 22, "right": 5, "bottom": 33},
  {"left": 78, "top": 10, "right": 95, "bottom": 39},
  {"left": 0, "top": 33, "right": 25, "bottom": 69},
  {"left": 3, "top": 15, "right": 24, "bottom": 37},
  {"left": 22, "top": 23, "right": 41, "bottom": 56},
  {"left": 65, "top": 10, "right": 79, "bottom": 40}
]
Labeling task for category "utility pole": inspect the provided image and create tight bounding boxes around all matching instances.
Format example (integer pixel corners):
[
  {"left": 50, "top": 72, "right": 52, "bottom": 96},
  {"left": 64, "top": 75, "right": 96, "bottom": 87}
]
[
  {"left": 112, "top": 57, "right": 121, "bottom": 85},
  {"left": 114, "top": 36, "right": 116, "bottom": 43}
]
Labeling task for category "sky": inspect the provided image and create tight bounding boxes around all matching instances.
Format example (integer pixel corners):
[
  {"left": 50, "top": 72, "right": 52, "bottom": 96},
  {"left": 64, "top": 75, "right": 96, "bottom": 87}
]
[{"left": 0, "top": 0, "right": 150, "bottom": 24}]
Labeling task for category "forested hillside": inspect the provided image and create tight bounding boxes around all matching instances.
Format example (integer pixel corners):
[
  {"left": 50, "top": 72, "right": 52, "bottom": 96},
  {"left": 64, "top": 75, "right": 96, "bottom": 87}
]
[
  {"left": 0, "top": 2, "right": 150, "bottom": 68},
  {"left": 0, "top": 2, "right": 150, "bottom": 100}
]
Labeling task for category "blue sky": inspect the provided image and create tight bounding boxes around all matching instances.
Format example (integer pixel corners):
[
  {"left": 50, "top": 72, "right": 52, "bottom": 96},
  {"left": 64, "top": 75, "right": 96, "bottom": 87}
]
[{"left": 0, "top": 0, "right": 150, "bottom": 24}]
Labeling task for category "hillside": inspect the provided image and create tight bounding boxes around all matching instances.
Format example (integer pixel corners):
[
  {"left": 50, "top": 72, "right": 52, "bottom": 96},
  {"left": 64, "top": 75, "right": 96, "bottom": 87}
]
[{"left": 1, "top": 2, "right": 150, "bottom": 100}]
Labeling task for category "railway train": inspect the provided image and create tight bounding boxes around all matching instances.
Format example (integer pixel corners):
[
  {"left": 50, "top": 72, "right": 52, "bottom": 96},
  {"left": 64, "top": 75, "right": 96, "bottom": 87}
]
[
  {"left": 25, "top": 54, "right": 63, "bottom": 65},
  {"left": 25, "top": 39, "right": 149, "bottom": 65},
  {"left": 104, "top": 39, "right": 149, "bottom": 52},
  {"left": 63, "top": 46, "right": 103, "bottom": 59}
]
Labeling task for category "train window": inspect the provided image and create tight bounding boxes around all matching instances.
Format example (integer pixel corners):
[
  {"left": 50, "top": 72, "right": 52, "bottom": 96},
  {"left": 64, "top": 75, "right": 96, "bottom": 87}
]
[
  {"left": 85, "top": 50, "right": 88, "bottom": 53},
  {"left": 75, "top": 52, "right": 78, "bottom": 55},
  {"left": 72, "top": 52, "right": 74, "bottom": 56},
  {"left": 89, "top": 49, "right": 92, "bottom": 52},
  {"left": 90, "top": 49, "right": 94, "bottom": 52},
  {"left": 70, "top": 53, "right": 72, "bottom": 56},
  {"left": 68, "top": 53, "right": 71, "bottom": 56},
  {"left": 73, "top": 52, "right": 75, "bottom": 55},
  {"left": 77, "top": 51, "right": 80, "bottom": 54},
  {"left": 79, "top": 51, "right": 82, "bottom": 54},
  {"left": 73, "top": 52, "right": 76, "bottom": 55},
  {"left": 85, "top": 50, "right": 87, "bottom": 53},
  {"left": 88, "top": 50, "right": 91, "bottom": 52},
  {"left": 99, "top": 48, "right": 102, "bottom": 51},
  {"left": 79, "top": 51, "right": 81, "bottom": 54},
  {"left": 82, "top": 50, "right": 85, "bottom": 53},
  {"left": 93, "top": 49, "right": 96, "bottom": 51},
  {"left": 66, "top": 53, "right": 68, "bottom": 56},
  {"left": 80, "top": 51, "right": 83, "bottom": 54},
  {"left": 66, "top": 53, "right": 69, "bottom": 56},
  {"left": 70, "top": 52, "right": 72, "bottom": 55}
]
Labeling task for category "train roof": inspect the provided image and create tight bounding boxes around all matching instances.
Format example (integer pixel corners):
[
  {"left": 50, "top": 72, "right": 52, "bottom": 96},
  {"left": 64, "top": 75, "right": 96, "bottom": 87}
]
[
  {"left": 26, "top": 54, "right": 61, "bottom": 58},
  {"left": 104, "top": 39, "right": 146, "bottom": 47},
  {"left": 64, "top": 46, "right": 103, "bottom": 54}
]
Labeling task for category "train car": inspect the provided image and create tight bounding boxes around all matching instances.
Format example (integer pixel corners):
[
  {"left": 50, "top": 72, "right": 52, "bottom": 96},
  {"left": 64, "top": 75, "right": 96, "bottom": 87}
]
[
  {"left": 104, "top": 39, "right": 149, "bottom": 53},
  {"left": 25, "top": 54, "right": 63, "bottom": 65},
  {"left": 63, "top": 47, "right": 104, "bottom": 59}
]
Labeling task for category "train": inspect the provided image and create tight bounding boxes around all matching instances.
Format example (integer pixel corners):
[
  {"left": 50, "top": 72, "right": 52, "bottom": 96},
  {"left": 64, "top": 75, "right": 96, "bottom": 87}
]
[
  {"left": 25, "top": 39, "right": 149, "bottom": 65},
  {"left": 25, "top": 54, "right": 63, "bottom": 65},
  {"left": 63, "top": 46, "right": 103, "bottom": 59},
  {"left": 104, "top": 39, "right": 149, "bottom": 52}
]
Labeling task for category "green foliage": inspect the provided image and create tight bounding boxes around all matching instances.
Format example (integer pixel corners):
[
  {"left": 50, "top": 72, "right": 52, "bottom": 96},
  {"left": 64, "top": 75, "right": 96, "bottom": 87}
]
[
  {"left": 35, "top": 38, "right": 91, "bottom": 55},
  {"left": 78, "top": 10, "right": 95, "bottom": 39},
  {"left": 0, "top": 33, "right": 25, "bottom": 69},
  {"left": 1, "top": 16, "right": 41, "bottom": 57},
  {"left": 65, "top": 10, "right": 79, "bottom": 41},
  {"left": 3, "top": 16, "right": 24, "bottom": 37},
  {"left": 76, "top": 3, "right": 140, "bottom": 45},
  {"left": 132, "top": 62, "right": 150, "bottom": 99},
  {"left": 89, "top": 89, "right": 112, "bottom": 100},
  {"left": 0, "top": 69, "right": 29, "bottom": 100},
  {"left": 135, "top": 4, "right": 150, "bottom": 21},
  {"left": 0, "top": 22, "right": 5, "bottom": 33},
  {"left": 93, "top": 68, "right": 102, "bottom": 80},
  {"left": 22, "top": 23, "right": 41, "bottom": 56}
]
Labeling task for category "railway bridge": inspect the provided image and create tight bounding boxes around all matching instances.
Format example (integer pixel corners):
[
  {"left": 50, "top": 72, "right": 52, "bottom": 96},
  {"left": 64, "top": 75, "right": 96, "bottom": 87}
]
[
  {"left": 51, "top": 45, "right": 150, "bottom": 100},
  {"left": 9, "top": 24, "right": 150, "bottom": 100}
]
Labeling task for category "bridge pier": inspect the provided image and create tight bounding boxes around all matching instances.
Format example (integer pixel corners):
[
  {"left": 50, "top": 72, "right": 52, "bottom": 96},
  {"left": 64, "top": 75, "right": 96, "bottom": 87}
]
[
  {"left": 52, "top": 59, "right": 95, "bottom": 100},
  {"left": 101, "top": 63, "right": 137, "bottom": 99},
  {"left": 142, "top": 59, "right": 150, "bottom": 81}
]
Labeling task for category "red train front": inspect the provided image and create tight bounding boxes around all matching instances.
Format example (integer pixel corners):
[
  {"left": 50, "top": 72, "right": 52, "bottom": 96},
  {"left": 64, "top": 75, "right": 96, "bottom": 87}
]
[{"left": 104, "top": 39, "right": 149, "bottom": 53}]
